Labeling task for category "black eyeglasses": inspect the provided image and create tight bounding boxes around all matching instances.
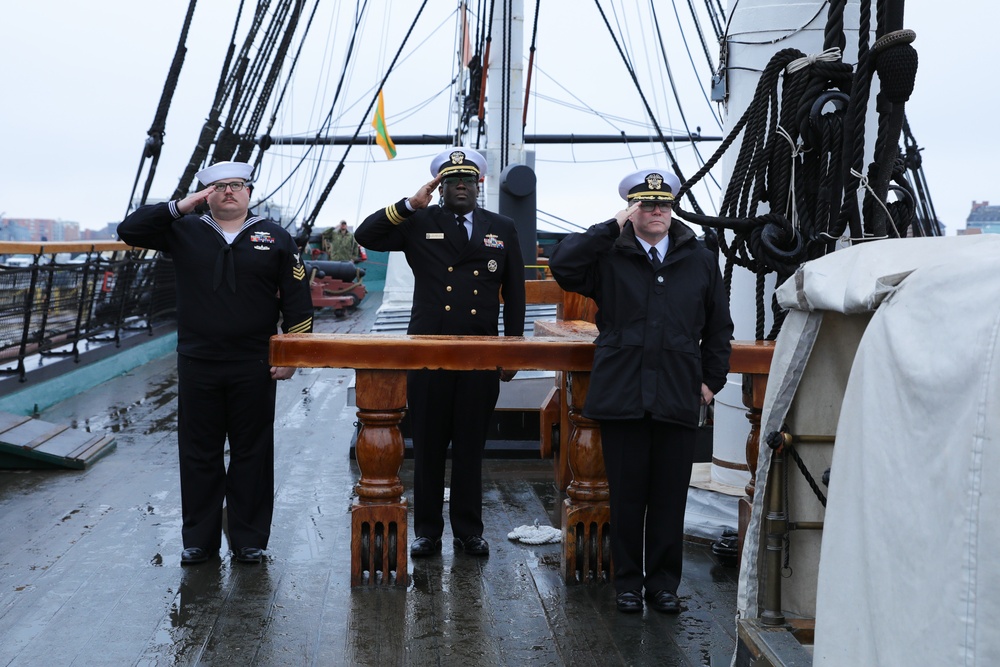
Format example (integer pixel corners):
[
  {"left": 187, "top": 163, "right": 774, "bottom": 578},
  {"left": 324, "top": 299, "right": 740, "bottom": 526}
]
[
  {"left": 442, "top": 176, "right": 479, "bottom": 186},
  {"left": 212, "top": 181, "right": 247, "bottom": 192},
  {"left": 638, "top": 200, "right": 672, "bottom": 212}
]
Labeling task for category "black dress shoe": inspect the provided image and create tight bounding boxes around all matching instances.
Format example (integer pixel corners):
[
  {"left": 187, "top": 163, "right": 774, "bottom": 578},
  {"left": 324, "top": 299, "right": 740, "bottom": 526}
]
[
  {"left": 410, "top": 537, "right": 442, "bottom": 558},
  {"left": 181, "top": 547, "right": 211, "bottom": 566},
  {"left": 453, "top": 535, "right": 490, "bottom": 556},
  {"left": 646, "top": 589, "right": 681, "bottom": 613},
  {"left": 616, "top": 590, "right": 644, "bottom": 613},
  {"left": 234, "top": 547, "right": 264, "bottom": 564}
]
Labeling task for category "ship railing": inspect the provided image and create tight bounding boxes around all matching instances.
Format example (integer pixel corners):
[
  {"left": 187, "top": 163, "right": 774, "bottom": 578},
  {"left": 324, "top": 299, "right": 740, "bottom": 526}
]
[{"left": 0, "top": 242, "right": 176, "bottom": 382}]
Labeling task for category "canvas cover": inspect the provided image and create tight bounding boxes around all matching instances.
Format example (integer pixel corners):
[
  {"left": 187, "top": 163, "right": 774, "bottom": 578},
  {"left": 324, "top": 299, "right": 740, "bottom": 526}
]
[{"left": 736, "top": 234, "right": 1000, "bottom": 666}]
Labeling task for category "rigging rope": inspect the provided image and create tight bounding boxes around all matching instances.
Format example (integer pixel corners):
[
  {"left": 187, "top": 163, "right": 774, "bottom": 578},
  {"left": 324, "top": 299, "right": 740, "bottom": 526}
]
[
  {"left": 899, "top": 117, "right": 941, "bottom": 236},
  {"left": 500, "top": 0, "right": 512, "bottom": 169},
  {"left": 651, "top": 0, "right": 724, "bottom": 210},
  {"left": 234, "top": 0, "right": 309, "bottom": 164},
  {"left": 126, "top": 0, "right": 198, "bottom": 217},
  {"left": 593, "top": 0, "right": 704, "bottom": 214},
  {"left": 257, "top": 0, "right": 323, "bottom": 156},
  {"left": 522, "top": 0, "right": 541, "bottom": 130},
  {"left": 172, "top": 0, "right": 251, "bottom": 200},
  {"left": 682, "top": 0, "right": 716, "bottom": 75},
  {"left": 300, "top": 0, "right": 431, "bottom": 237},
  {"left": 456, "top": 2, "right": 480, "bottom": 143},
  {"left": 213, "top": 0, "right": 299, "bottom": 164},
  {"left": 704, "top": 0, "right": 726, "bottom": 40},
  {"left": 477, "top": 0, "right": 496, "bottom": 138},
  {"left": 257, "top": 0, "right": 370, "bottom": 217}
]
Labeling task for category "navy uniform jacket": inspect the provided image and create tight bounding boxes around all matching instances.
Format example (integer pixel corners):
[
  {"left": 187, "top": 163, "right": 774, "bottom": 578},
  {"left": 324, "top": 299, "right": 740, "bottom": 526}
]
[
  {"left": 356, "top": 199, "right": 526, "bottom": 337},
  {"left": 548, "top": 219, "right": 733, "bottom": 426},
  {"left": 118, "top": 201, "right": 314, "bottom": 361}
]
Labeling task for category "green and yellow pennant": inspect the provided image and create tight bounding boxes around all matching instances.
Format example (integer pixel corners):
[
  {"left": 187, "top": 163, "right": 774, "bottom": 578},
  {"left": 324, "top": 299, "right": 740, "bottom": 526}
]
[{"left": 371, "top": 90, "right": 397, "bottom": 160}]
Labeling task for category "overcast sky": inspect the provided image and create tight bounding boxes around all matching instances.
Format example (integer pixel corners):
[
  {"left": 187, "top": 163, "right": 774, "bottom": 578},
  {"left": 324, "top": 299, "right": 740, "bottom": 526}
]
[{"left": 1, "top": 1, "right": 995, "bottom": 235}]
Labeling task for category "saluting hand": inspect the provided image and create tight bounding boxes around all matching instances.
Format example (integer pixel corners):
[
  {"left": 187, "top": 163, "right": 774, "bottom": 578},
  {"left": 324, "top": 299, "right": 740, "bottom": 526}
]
[
  {"left": 176, "top": 185, "right": 214, "bottom": 215},
  {"left": 407, "top": 175, "right": 443, "bottom": 210},
  {"left": 614, "top": 202, "right": 640, "bottom": 230}
]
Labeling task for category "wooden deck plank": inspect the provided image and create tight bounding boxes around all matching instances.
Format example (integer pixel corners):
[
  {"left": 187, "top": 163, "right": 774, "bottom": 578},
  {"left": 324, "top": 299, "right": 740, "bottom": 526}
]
[
  {"left": 0, "top": 411, "right": 33, "bottom": 434},
  {"left": 479, "top": 476, "right": 572, "bottom": 666},
  {"left": 0, "top": 418, "right": 66, "bottom": 447}
]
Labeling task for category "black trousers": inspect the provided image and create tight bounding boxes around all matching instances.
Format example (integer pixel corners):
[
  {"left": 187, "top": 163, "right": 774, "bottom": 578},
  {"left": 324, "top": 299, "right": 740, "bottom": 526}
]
[
  {"left": 176, "top": 355, "right": 276, "bottom": 552},
  {"left": 407, "top": 369, "right": 500, "bottom": 540},
  {"left": 600, "top": 417, "right": 697, "bottom": 595}
]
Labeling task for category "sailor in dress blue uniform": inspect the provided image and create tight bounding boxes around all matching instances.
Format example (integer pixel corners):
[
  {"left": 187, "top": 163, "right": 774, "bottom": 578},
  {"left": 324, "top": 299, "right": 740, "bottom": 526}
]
[{"left": 356, "top": 148, "right": 526, "bottom": 558}]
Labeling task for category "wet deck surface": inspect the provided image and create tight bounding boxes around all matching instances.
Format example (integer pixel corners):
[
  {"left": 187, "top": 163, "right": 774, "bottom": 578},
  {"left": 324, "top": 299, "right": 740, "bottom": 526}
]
[{"left": 0, "top": 293, "right": 739, "bottom": 666}]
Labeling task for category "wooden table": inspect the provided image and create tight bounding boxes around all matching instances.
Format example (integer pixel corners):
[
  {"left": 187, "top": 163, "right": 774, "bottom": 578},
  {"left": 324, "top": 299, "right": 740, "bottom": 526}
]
[
  {"left": 270, "top": 331, "right": 773, "bottom": 586},
  {"left": 270, "top": 333, "right": 596, "bottom": 586}
]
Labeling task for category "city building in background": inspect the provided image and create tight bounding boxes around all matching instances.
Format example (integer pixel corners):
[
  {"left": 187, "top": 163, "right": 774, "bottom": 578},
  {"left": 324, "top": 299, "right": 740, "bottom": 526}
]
[
  {"left": 963, "top": 201, "right": 1000, "bottom": 235},
  {"left": 0, "top": 217, "right": 116, "bottom": 242}
]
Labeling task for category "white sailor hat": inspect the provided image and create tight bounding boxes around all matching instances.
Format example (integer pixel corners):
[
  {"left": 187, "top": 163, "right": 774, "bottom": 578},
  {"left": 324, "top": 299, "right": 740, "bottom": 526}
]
[
  {"left": 618, "top": 168, "right": 681, "bottom": 202},
  {"left": 195, "top": 161, "right": 253, "bottom": 185},
  {"left": 430, "top": 147, "right": 487, "bottom": 179}
]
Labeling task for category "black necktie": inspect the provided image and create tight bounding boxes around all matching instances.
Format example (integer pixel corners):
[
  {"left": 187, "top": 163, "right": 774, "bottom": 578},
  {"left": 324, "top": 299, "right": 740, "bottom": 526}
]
[
  {"left": 649, "top": 246, "right": 661, "bottom": 268},
  {"left": 456, "top": 214, "right": 469, "bottom": 242}
]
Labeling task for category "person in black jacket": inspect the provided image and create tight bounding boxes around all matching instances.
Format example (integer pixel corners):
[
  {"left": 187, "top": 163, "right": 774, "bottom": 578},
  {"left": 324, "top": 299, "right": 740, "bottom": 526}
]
[
  {"left": 118, "top": 161, "right": 313, "bottom": 567},
  {"left": 548, "top": 168, "right": 733, "bottom": 613},
  {"left": 355, "top": 147, "right": 526, "bottom": 559}
]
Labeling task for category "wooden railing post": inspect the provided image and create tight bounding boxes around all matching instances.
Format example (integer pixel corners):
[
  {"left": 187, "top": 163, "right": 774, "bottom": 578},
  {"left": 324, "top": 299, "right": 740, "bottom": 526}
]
[{"left": 351, "top": 369, "right": 408, "bottom": 586}]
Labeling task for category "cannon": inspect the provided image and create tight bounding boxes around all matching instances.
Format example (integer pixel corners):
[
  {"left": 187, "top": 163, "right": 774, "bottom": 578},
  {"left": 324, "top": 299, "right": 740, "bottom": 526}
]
[{"left": 303, "top": 260, "right": 367, "bottom": 317}]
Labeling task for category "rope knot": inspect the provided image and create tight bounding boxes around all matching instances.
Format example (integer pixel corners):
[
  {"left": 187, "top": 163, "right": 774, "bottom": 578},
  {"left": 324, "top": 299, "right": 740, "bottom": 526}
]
[{"left": 785, "top": 47, "right": 842, "bottom": 74}]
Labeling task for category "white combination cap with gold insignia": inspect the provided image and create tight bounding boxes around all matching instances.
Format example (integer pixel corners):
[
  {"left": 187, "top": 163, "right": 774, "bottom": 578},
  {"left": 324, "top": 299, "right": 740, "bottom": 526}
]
[
  {"left": 196, "top": 161, "right": 254, "bottom": 186},
  {"left": 618, "top": 168, "right": 681, "bottom": 202},
  {"left": 430, "top": 147, "right": 487, "bottom": 179}
]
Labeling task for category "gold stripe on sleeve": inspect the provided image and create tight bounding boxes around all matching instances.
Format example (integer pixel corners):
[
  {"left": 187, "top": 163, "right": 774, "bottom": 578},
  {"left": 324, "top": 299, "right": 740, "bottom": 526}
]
[
  {"left": 286, "top": 318, "right": 313, "bottom": 334},
  {"left": 385, "top": 203, "right": 405, "bottom": 225}
]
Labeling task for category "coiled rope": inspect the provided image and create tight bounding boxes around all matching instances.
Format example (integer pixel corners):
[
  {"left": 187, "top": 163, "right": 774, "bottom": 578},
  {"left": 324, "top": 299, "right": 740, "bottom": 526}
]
[
  {"left": 507, "top": 520, "right": 561, "bottom": 545},
  {"left": 673, "top": 0, "right": 921, "bottom": 340}
]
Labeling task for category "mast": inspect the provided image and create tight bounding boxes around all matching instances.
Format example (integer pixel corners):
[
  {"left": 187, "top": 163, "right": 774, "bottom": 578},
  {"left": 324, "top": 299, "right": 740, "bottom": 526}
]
[{"left": 484, "top": 0, "right": 526, "bottom": 213}]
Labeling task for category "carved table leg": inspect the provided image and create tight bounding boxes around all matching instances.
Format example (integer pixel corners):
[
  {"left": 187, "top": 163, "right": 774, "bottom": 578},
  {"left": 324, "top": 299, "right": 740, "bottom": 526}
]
[
  {"left": 561, "top": 371, "right": 611, "bottom": 584},
  {"left": 351, "top": 369, "right": 408, "bottom": 586}
]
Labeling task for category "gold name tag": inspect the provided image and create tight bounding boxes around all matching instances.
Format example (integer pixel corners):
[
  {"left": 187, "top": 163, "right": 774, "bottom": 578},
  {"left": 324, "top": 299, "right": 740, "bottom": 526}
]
[{"left": 426, "top": 232, "right": 445, "bottom": 239}]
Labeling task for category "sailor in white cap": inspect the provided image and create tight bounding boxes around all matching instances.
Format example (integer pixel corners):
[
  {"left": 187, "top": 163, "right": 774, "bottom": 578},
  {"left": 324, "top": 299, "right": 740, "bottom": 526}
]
[
  {"left": 118, "top": 160, "right": 313, "bottom": 567},
  {"left": 356, "top": 147, "right": 526, "bottom": 560},
  {"left": 194, "top": 160, "right": 254, "bottom": 187},
  {"left": 548, "top": 168, "right": 733, "bottom": 614}
]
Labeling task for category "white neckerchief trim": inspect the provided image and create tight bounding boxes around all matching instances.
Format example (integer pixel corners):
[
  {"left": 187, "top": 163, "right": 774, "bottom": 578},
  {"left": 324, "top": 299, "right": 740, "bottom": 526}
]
[{"left": 199, "top": 214, "right": 262, "bottom": 242}]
